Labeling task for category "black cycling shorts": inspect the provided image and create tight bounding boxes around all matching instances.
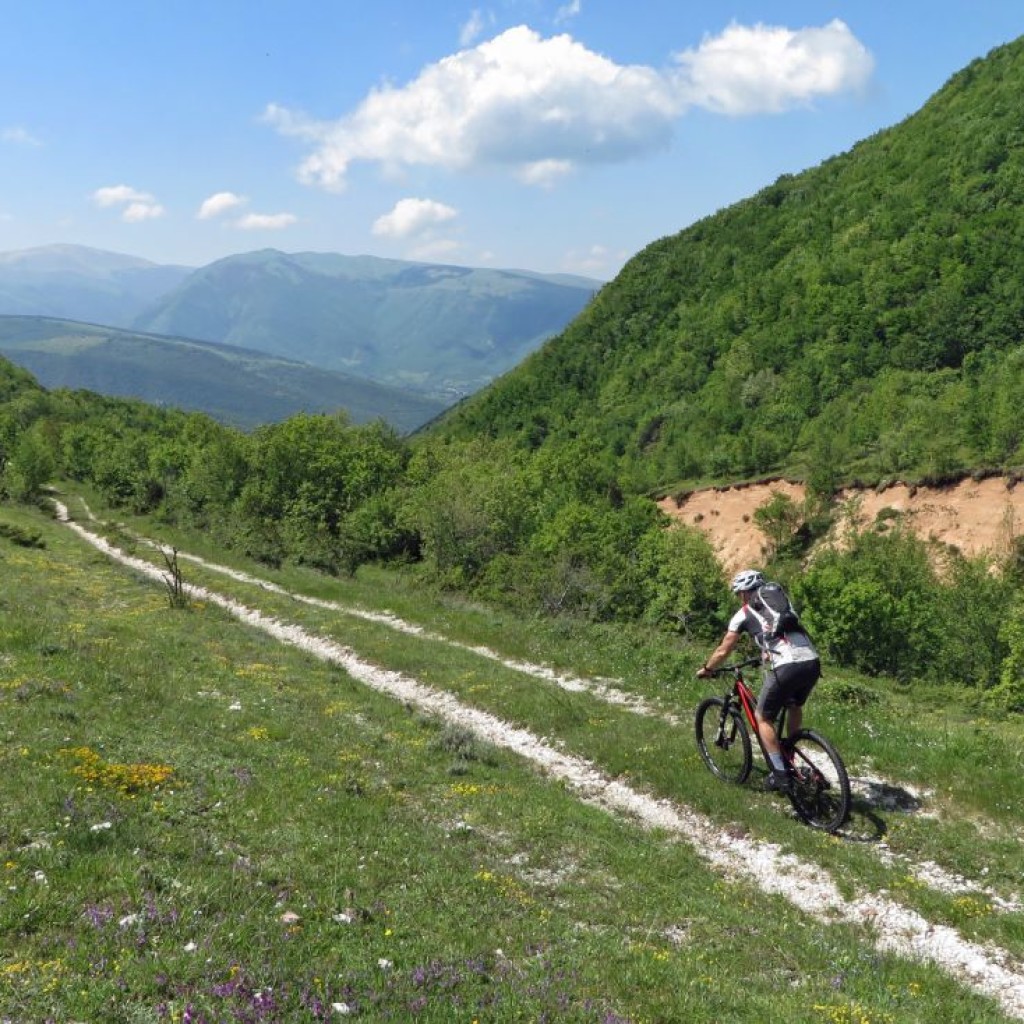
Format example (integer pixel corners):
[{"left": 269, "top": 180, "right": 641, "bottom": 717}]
[{"left": 757, "top": 659, "right": 821, "bottom": 721}]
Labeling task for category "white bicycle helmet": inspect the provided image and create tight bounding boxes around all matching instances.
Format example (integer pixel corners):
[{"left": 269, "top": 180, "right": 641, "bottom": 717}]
[{"left": 730, "top": 568, "right": 764, "bottom": 593}]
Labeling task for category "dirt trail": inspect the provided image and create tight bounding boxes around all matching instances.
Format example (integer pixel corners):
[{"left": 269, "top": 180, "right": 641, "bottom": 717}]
[
  {"left": 53, "top": 503, "right": 1024, "bottom": 1020},
  {"left": 659, "top": 476, "right": 1024, "bottom": 573}
]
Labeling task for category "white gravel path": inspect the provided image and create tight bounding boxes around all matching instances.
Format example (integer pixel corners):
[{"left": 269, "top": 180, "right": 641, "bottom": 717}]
[{"left": 55, "top": 505, "right": 1024, "bottom": 1020}]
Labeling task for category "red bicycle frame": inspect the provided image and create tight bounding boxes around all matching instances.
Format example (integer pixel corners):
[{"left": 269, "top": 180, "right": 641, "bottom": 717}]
[{"left": 718, "top": 657, "right": 792, "bottom": 764}]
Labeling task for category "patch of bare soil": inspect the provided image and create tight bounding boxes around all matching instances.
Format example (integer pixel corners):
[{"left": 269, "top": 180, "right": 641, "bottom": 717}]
[{"left": 658, "top": 476, "right": 1024, "bottom": 573}]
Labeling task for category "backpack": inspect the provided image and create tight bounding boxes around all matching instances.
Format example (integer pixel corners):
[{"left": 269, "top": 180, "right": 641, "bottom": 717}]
[{"left": 747, "top": 582, "right": 804, "bottom": 640}]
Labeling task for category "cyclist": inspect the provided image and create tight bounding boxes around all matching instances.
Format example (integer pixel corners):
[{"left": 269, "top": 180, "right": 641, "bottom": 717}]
[{"left": 695, "top": 568, "right": 821, "bottom": 793}]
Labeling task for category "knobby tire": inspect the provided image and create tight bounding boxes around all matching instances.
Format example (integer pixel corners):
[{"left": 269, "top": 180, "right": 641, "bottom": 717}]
[
  {"left": 695, "top": 696, "right": 752, "bottom": 784},
  {"left": 785, "top": 729, "right": 851, "bottom": 833}
]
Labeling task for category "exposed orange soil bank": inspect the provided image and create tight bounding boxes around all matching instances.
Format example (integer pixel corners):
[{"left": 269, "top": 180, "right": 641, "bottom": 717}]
[{"left": 658, "top": 477, "right": 1024, "bottom": 574}]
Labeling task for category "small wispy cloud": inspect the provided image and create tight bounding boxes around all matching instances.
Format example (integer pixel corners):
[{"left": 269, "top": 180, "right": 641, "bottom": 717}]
[
  {"left": 196, "top": 191, "right": 294, "bottom": 230},
  {"left": 458, "top": 8, "right": 497, "bottom": 47},
  {"left": 459, "top": 9, "right": 488, "bottom": 47},
  {"left": 2, "top": 126, "right": 42, "bottom": 147},
  {"left": 197, "top": 191, "right": 247, "bottom": 219},
  {"left": 236, "top": 212, "right": 297, "bottom": 230},
  {"left": 408, "top": 237, "right": 462, "bottom": 261},
  {"left": 516, "top": 159, "right": 574, "bottom": 188},
  {"left": 93, "top": 185, "right": 165, "bottom": 222},
  {"left": 554, "top": 0, "right": 582, "bottom": 25},
  {"left": 563, "top": 242, "right": 617, "bottom": 277},
  {"left": 93, "top": 185, "right": 149, "bottom": 207},
  {"left": 122, "top": 202, "right": 165, "bottom": 222}
]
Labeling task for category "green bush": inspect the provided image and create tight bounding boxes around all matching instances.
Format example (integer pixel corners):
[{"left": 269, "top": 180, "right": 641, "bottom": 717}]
[
  {"left": 795, "top": 525, "right": 1018, "bottom": 690},
  {"left": 992, "top": 606, "right": 1024, "bottom": 711},
  {"left": 634, "top": 521, "right": 729, "bottom": 637},
  {"left": 795, "top": 527, "right": 942, "bottom": 679}
]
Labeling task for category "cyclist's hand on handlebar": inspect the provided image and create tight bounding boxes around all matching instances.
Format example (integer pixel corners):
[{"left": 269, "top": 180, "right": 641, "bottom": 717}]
[{"left": 695, "top": 665, "right": 711, "bottom": 679}]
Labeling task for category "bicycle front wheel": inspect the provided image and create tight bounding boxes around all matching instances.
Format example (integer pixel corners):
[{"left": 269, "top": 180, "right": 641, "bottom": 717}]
[
  {"left": 786, "top": 729, "right": 851, "bottom": 832},
  {"left": 695, "top": 697, "right": 752, "bottom": 784}
]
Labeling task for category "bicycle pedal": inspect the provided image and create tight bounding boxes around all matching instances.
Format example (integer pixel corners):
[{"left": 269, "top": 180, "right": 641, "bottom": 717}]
[{"left": 793, "top": 768, "right": 826, "bottom": 789}]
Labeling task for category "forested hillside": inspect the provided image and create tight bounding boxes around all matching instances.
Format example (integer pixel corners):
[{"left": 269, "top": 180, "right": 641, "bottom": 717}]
[{"left": 433, "top": 37, "right": 1024, "bottom": 494}]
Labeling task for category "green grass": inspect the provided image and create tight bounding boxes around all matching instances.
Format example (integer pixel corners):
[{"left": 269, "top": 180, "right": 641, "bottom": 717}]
[{"left": 1, "top": 495, "right": 1021, "bottom": 1021}]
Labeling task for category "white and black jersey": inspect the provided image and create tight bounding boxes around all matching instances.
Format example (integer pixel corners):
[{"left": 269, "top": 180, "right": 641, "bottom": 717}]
[{"left": 727, "top": 602, "right": 819, "bottom": 670}]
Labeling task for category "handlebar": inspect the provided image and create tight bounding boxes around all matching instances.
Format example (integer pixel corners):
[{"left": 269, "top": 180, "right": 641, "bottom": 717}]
[{"left": 701, "top": 657, "right": 762, "bottom": 678}]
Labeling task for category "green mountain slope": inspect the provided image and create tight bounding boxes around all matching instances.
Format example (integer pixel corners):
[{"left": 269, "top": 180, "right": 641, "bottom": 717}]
[
  {"left": 0, "top": 316, "right": 447, "bottom": 432},
  {"left": 432, "top": 37, "right": 1024, "bottom": 492},
  {"left": 132, "top": 250, "right": 600, "bottom": 400}
]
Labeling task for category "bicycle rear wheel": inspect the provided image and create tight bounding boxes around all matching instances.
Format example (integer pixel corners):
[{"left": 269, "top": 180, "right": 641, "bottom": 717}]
[
  {"left": 785, "top": 729, "right": 851, "bottom": 832},
  {"left": 695, "top": 697, "right": 752, "bottom": 783}
]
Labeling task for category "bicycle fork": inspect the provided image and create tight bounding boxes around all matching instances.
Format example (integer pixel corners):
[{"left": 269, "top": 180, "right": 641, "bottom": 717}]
[{"left": 714, "top": 698, "right": 738, "bottom": 749}]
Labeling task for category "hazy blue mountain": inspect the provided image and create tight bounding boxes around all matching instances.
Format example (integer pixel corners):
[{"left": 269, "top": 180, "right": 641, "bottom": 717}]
[
  {"left": 0, "top": 316, "right": 447, "bottom": 432},
  {"left": 132, "top": 250, "right": 601, "bottom": 399},
  {"left": 0, "top": 245, "right": 600, "bottom": 402},
  {"left": 0, "top": 245, "right": 192, "bottom": 326}
]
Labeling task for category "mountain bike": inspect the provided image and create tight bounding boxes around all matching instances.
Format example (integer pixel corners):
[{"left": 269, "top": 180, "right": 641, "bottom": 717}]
[{"left": 695, "top": 657, "right": 851, "bottom": 832}]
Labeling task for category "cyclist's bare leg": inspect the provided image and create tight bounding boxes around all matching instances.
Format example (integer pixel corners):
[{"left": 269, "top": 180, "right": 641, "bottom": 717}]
[{"left": 755, "top": 711, "right": 782, "bottom": 756}]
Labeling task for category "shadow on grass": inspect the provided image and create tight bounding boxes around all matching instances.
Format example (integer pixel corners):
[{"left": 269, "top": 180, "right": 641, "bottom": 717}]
[{"left": 836, "top": 775, "right": 926, "bottom": 842}]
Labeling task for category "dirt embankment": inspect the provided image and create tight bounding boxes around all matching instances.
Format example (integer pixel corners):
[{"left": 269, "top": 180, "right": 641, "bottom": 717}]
[{"left": 658, "top": 477, "right": 1024, "bottom": 574}]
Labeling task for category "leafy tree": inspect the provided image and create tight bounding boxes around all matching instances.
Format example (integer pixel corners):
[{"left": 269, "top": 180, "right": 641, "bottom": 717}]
[
  {"left": 3, "top": 421, "right": 56, "bottom": 501},
  {"left": 403, "top": 438, "right": 538, "bottom": 585},
  {"left": 634, "top": 522, "right": 729, "bottom": 637},
  {"left": 936, "top": 554, "right": 1013, "bottom": 690},
  {"left": 753, "top": 490, "right": 803, "bottom": 561}
]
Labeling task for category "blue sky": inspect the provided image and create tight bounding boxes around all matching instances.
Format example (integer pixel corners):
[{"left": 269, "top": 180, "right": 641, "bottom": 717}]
[{"left": 2, "top": 1, "right": 1021, "bottom": 279}]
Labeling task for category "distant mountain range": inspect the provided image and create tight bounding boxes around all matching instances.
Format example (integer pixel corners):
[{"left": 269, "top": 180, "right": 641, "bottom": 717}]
[
  {"left": 0, "top": 245, "right": 601, "bottom": 406},
  {"left": 0, "top": 245, "right": 192, "bottom": 326},
  {"left": 0, "top": 316, "right": 447, "bottom": 433},
  {"left": 134, "top": 250, "right": 601, "bottom": 400}
]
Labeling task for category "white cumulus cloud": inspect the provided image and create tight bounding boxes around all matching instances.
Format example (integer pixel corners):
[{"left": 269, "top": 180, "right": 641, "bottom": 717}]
[
  {"left": 236, "top": 212, "right": 298, "bottom": 230},
  {"left": 265, "top": 25, "right": 680, "bottom": 190},
  {"left": 93, "top": 185, "right": 164, "bottom": 222},
  {"left": 266, "top": 20, "right": 873, "bottom": 191},
  {"left": 672, "top": 18, "right": 874, "bottom": 114},
  {"left": 372, "top": 198, "right": 458, "bottom": 239},
  {"left": 198, "top": 191, "right": 247, "bottom": 219}
]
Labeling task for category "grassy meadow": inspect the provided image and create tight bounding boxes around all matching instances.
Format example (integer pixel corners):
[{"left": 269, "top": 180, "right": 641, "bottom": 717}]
[{"left": 0, "top": 493, "right": 1021, "bottom": 1023}]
